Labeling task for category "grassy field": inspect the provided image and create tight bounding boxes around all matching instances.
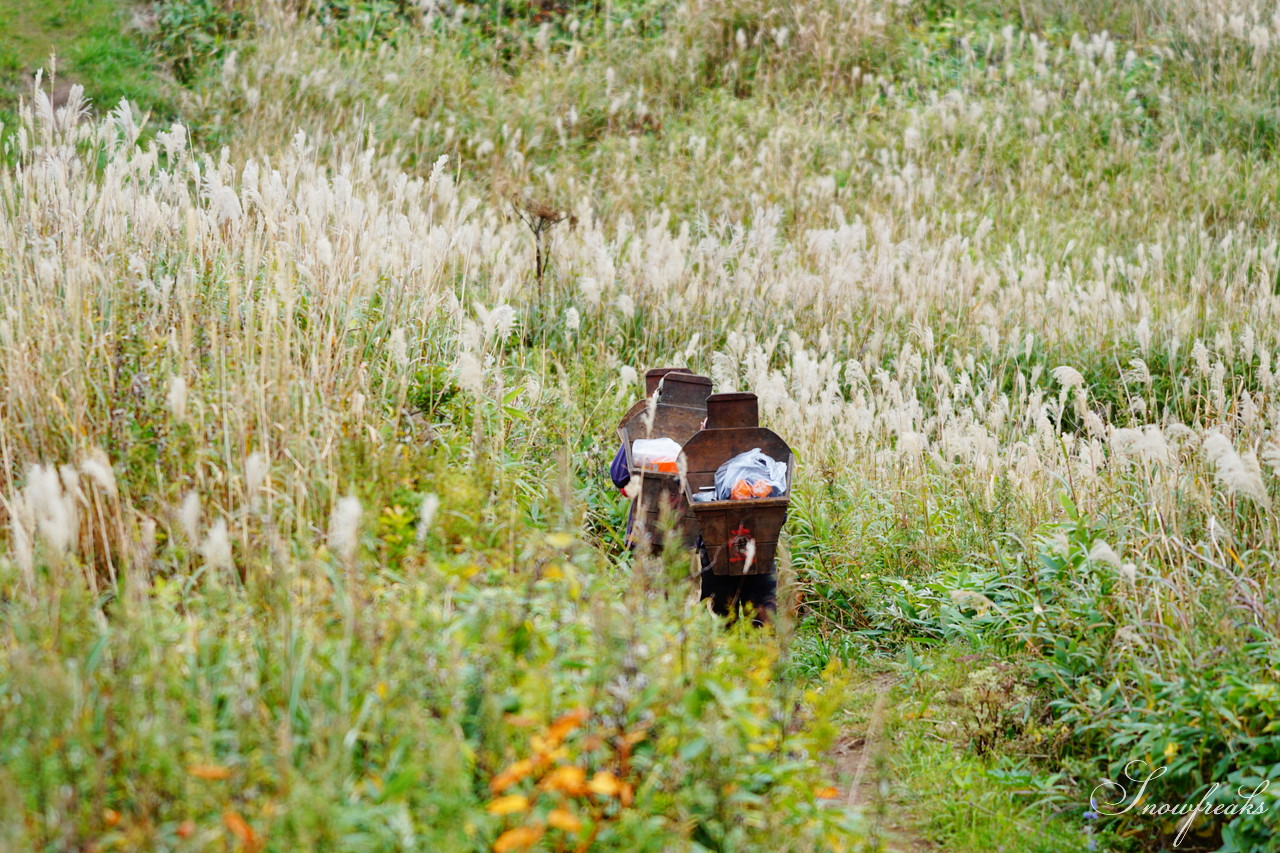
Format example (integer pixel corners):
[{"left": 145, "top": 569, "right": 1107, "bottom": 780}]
[
  {"left": 2, "top": 0, "right": 1279, "bottom": 851},
  {"left": 0, "top": 0, "right": 174, "bottom": 132}
]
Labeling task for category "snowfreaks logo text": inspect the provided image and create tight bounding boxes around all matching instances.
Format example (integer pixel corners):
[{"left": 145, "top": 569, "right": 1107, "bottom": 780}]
[{"left": 1089, "top": 760, "right": 1272, "bottom": 847}]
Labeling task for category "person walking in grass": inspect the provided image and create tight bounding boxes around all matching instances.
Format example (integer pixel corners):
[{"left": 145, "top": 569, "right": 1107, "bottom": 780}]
[{"left": 609, "top": 434, "right": 776, "bottom": 627}]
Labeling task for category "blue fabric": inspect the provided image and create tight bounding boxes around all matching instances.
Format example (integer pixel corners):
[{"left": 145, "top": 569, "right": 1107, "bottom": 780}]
[
  {"left": 609, "top": 445, "right": 631, "bottom": 490},
  {"left": 609, "top": 444, "right": 635, "bottom": 538}
]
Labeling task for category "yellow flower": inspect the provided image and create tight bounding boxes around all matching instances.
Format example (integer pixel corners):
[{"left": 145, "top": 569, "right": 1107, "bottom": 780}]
[
  {"left": 486, "top": 795, "right": 531, "bottom": 816},
  {"left": 547, "top": 808, "right": 582, "bottom": 833},
  {"left": 588, "top": 770, "right": 633, "bottom": 803},
  {"left": 1164, "top": 742, "right": 1180, "bottom": 760},
  {"left": 545, "top": 532, "right": 574, "bottom": 549}
]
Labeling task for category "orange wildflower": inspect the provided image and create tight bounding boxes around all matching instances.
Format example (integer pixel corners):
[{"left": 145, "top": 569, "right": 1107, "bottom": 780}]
[
  {"left": 222, "top": 809, "right": 262, "bottom": 852},
  {"left": 493, "top": 825, "right": 543, "bottom": 852},
  {"left": 188, "top": 764, "right": 232, "bottom": 780},
  {"left": 540, "top": 765, "right": 589, "bottom": 796},
  {"left": 546, "top": 708, "right": 589, "bottom": 745},
  {"left": 619, "top": 729, "right": 649, "bottom": 748},
  {"left": 490, "top": 759, "right": 536, "bottom": 794}
]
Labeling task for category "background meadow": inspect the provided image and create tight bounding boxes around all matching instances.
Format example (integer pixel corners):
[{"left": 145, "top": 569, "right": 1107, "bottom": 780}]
[{"left": 2, "top": 0, "right": 1279, "bottom": 850}]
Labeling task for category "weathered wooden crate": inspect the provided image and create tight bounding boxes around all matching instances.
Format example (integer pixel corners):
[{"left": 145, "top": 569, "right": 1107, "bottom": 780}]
[
  {"left": 617, "top": 372, "right": 712, "bottom": 552},
  {"left": 703, "top": 392, "right": 758, "bottom": 431},
  {"left": 617, "top": 367, "right": 693, "bottom": 428},
  {"left": 680, "top": 424, "right": 793, "bottom": 576}
]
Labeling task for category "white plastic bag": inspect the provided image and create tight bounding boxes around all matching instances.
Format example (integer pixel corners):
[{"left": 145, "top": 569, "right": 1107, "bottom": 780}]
[
  {"left": 632, "top": 437, "right": 682, "bottom": 473},
  {"left": 714, "top": 448, "right": 787, "bottom": 500}
]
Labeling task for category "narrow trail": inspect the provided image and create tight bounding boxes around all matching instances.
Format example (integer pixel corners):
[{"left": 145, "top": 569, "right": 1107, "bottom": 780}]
[
  {"left": 832, "top": 674, "right": 935, "bottom": 853},
  {"left": 843, "top": 675, "right": 890, "bottom": 813}
]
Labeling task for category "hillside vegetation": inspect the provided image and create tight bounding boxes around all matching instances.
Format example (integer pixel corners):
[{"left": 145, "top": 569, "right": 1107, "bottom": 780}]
[{"left": 2, "top": 0, "right": 1279, "bottom": 850}]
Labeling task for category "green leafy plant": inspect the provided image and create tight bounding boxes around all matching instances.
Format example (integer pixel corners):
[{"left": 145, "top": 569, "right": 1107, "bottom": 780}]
[{"left": 156, "top": 0, "right": 249, "bottom": 83}]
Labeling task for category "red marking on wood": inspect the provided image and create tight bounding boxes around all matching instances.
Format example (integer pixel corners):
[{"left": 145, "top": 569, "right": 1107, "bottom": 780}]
[{"left": 728, "top": 524, "right": 752, "bottom": 563}]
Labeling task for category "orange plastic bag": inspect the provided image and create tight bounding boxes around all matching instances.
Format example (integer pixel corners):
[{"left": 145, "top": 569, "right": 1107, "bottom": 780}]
[
  {"left": 714, "top": 448, "right": 787, "bottom": 500},
  {"left": 730, "top": 479, "right": 774, "bottom": 500}
]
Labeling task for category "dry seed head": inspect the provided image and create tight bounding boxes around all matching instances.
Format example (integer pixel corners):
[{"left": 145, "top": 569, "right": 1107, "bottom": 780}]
[
  {"left": 456, "top": 352, "right": 484, "bottom": 395},
  {"left": 641, "top": 387, "right": 659, "bottom": 436},
  {"left": 80, "top": 448, "right": 117, "bottom": 498},
  {"left": 179, "top": 491, "right": 201, "bottom": 542},
  {"left": 1203, "top": 432, "right": 1268, "bottom": 504},
  {"left": 390, "top": 328, "right": 409, "bottom": 370},
  {"left": 213, "top": 186, "right": 243, "bottom": 226},
  {"left": 328, "top": 496, "right": 361, "bottom": 563},
  {"left": 11, "top": 500, "right": 35, "bottom": 583},
  {"left": 1051, "top": 366, "right": 1085, "bottom": 389},
  {"left": 616, "top": 294, "right": 635, "bottom": 319},
  {"left": 1192, "top": 340, "right": 1210, "bottom": 375},
  {"left": 1263, "top": 441, "right": 1280, "bottom": 476},
  {"left": 24, "top": 464, "right": 76, "bottom": 554},
  {"left": 1122, "top": 359, "right": 1151, "bottom": 385},
  {"left": 417, "top": 493, "right": 439, "bottom": 543},
  {"left": 245, "top": 452, "right": 268, "bottom": 497},
  {"left": 711, "top": 352, "right": 739, "bottom": 392},
  {"left": 200, "top": 519, "right": 233, "bottom": 572},
  {"left": 1088, "top": 540, "right": 1122, "bottom": 568},
  {"left": 483, "top": 305, "right": 516, "bottom": 342},
  {"left": 1084, "top": 411, "right": 1106, "bottom": 438},
  {"left": 136, "top": 517, "right": 158, "bottom": 568},
  {"left": 167, "top": 376, "right": 188, "bottom": 421}
]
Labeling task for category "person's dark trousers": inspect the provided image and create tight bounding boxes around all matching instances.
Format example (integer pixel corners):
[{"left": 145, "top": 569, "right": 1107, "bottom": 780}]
[{"left": 700, "top": 567, "right": 777, "bottom": 627}]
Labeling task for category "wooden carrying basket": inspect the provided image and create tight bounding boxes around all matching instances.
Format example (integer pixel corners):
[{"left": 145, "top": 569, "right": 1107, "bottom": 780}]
[
  {"left": 679, "top": 427, "right": 793, "bottom": 576},
  {"left": 616, "top": 373, "right": 712, "bottom": 551},
  {"left": 616, "top": 367, "right": 693, "bottom": 428}
]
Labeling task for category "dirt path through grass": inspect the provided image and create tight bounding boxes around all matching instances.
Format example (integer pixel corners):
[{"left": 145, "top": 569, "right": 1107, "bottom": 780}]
[
  {"left": 824, "top": 649, "right": 1100, "bottom": 853},
  {"left": 831, "top": 673, "right": 935, "bottom": 852}
]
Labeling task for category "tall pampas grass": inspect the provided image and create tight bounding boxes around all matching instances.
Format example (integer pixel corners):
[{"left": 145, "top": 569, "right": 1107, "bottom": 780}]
[{"left": 328, "top": 496, "right": 362, "bottom": 564}]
